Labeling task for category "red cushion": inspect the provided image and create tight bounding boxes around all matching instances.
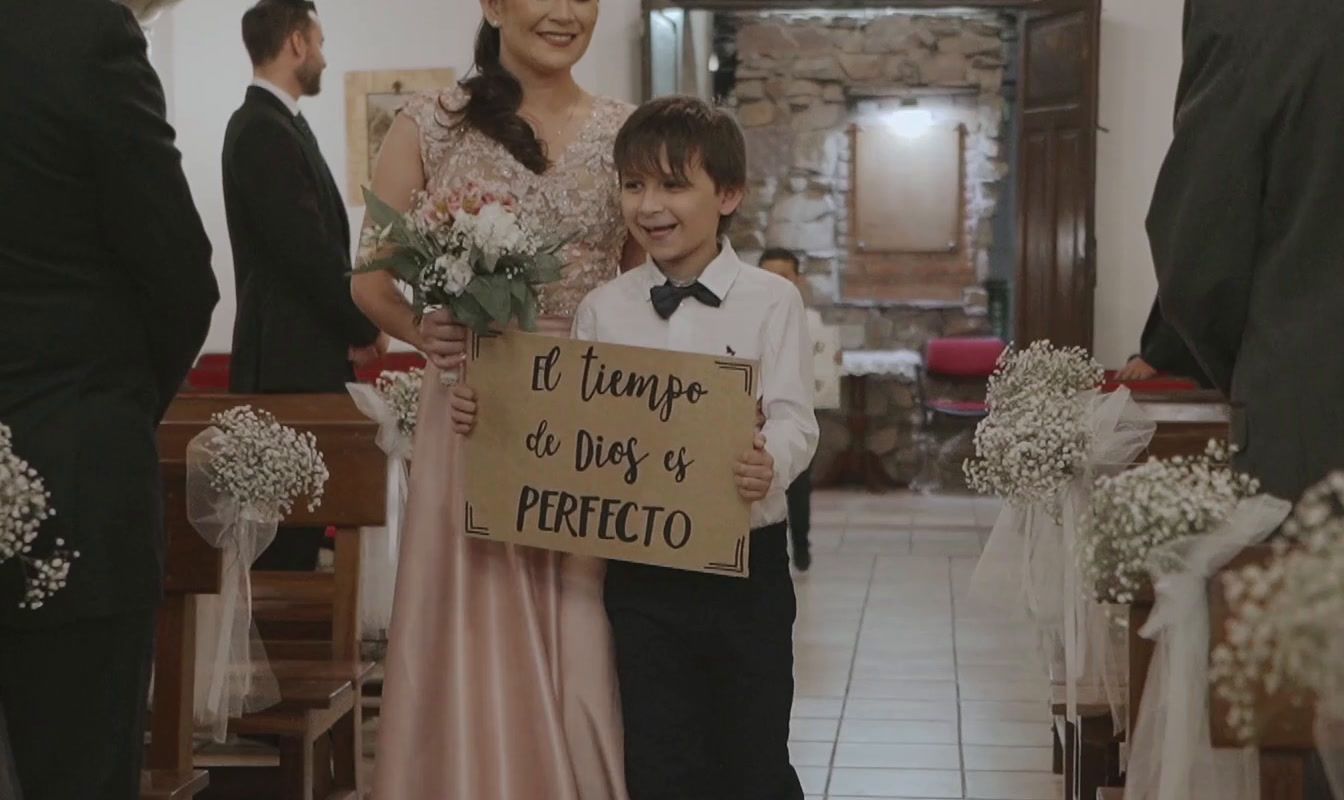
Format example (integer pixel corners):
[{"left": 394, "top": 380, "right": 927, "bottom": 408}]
[
  {"left": 925, "top": 337, "right": 1006, "bottom": 379},
  {"left": 354, "top": 352, "right": 427, "bottom": 382},
  {"left": 1101, "top": 370, "right": 1200, "bottom": 393},
  {"left": 195, "top": 353, "right": 231, "bottom": 370}
]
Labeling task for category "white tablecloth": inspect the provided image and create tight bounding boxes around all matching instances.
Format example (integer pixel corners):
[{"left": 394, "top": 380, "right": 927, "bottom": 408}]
[{"left": 841, "top": 349, "right": 923, "bottom": 380}]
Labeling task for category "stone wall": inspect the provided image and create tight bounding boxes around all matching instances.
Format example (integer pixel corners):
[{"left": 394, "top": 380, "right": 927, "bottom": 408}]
[
  {"left": 727, "top": 10, "right": 1014, "bottom": 305},
  {"left": 721, "top": 10, "right": 1015, "bottom": 490}
]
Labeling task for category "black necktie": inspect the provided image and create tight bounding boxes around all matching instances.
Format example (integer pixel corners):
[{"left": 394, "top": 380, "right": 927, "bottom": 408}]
[
  {"left": 650, "top": 281, "right": 721, "bottom": 320},
  {"left": 293, "top": 113, "right": 319, "bottom": 147}
]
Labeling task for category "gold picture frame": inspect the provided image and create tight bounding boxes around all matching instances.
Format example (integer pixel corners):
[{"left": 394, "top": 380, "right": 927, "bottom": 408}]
[{"left": 344, "top": 67, "right": 456, "bottom": 204}]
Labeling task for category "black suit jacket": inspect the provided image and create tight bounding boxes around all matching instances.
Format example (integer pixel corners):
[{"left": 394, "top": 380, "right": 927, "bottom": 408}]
[
  {"left": 1137, "top": 298, "right": 1213, "bottom": 389},
  {"left": 0, "top": 1, "right": 219, "bottom": 626},
  {"left": 1147, "top": 0, "right": 1344, "bottom": 499},
  {"left": 223, "top": 86, "right": 378, "bottom": 393}
]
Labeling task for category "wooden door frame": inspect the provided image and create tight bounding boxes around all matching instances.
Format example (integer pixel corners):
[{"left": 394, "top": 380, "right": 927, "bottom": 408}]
[{"left": 1014, "top": 0, "right": 1101, "bottom": 349}]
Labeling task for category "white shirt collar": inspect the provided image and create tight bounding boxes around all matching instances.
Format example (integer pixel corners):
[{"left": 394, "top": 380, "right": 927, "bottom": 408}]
[
  {"left": 251, "top": 76, "right": 301, "bottom": 117},
  {"left": 639, "top": 239, "right": 743, "bottom": 303}
]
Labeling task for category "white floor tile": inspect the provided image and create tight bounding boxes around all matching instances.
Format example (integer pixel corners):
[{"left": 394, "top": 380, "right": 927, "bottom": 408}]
[
  {"left": 832, "top": 742, "right": 960, "bottom": 769},
  {"left": 838, "top": 719, "right": 959, "bottom": 744},
  {"left": 964, "top": 770, "right": 1061, "bottom": 799},
  {"left": 828, "top": 767, "right": 962, "bottom": 798}
]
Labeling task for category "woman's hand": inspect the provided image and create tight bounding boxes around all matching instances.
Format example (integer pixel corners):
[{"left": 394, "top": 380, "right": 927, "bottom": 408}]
[{"left": 420, "top": 308, "right": 469, "bottom": 371}]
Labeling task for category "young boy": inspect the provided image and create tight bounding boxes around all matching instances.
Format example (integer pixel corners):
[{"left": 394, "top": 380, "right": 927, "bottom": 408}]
[
  {"left": 450, "top": 96, "right": 817, "bottom": 800},
  {"left": 758, "top": 248, "right": 820, "bottom": 572}
]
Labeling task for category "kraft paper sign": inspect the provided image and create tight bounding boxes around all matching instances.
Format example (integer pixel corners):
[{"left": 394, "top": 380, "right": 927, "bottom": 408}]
[{"left": 463, "top": 331, "right": 759, "bottom": 577}]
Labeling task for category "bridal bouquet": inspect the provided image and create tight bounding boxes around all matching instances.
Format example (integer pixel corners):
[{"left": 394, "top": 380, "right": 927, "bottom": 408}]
[
  {"left": 1082, "top": 441, "right": 1257, "bottom": 604},
  {"left": 0, "top": 423, "right": 75, "bottom": 610},
  {"left": 1210, "top": 472, "right": 1344, "bottom": 741},
  {"left": 356, "top": 182, "right": 567, "bottom": 336},
  {"left": 202, "top": 406, "right": 328, "bottom": 517},
  {"left": 963, "top": 340, "right": 1104, "bottom": 518}
]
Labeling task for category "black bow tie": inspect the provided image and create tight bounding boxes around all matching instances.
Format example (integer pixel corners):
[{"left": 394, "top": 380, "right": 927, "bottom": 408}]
[{"left": 650, "top": 281, "right": 721, "bottom": 320}]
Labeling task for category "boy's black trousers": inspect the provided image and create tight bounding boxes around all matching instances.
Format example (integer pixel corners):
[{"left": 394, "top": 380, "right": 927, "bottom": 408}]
[{"left": 605, "top": 523, "right": 804, "bottom": 800}]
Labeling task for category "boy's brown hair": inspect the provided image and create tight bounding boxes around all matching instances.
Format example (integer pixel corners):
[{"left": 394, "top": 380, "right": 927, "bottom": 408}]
[{"left": 613, "top": 95, "right": 748, "bottom": 236}]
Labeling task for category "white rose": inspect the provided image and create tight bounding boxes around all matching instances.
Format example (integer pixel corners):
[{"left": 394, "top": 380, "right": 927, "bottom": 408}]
[
  {"left": 440, "top": 254, "right": 474, "bottom": 296},
  {"left": 473, "top": 203, "right": 527, "bottom": 254}
]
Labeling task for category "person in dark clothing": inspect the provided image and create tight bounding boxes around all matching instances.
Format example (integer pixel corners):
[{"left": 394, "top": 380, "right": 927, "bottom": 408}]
[
  {"left": 759, "top": 248, "right": 819, "bottom": 572},
  {"left": 223, "top": 0, "right": 383, "bottom": 569},
  {"left": 0, "top": 3, "right": 220, "bottom": 797},
  {"left": 1116, "top": 297, "right": 1214, "bottom": 388}
]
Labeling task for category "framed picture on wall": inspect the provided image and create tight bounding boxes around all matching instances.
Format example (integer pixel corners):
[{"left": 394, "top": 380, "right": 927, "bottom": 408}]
[{"left": 345, "top": 67, "right": 455, "bottom": 204}]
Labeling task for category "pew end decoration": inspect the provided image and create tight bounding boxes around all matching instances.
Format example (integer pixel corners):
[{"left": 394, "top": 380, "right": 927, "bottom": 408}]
[
  {"left": 186, "top": 406, "right": 329, "bottom": 742},
  {"left": 1111, "top": 447, "right": 1289, "bottom": 800},
  {"left": 1082, "top": 441, "right": 1255, "bottom": 606},
  {"left": 346, "top": 369, "right": 421, "bottom": 634},
  {"left": 1211, "top": 473, "right": 1344, "bottom": 747},
  {"left": 964, "top": 340, "right": 1155, "bottom": 722},
  {"left": 0, "top": 422, "right": 75, "bottom": 611},
  {"left": 963, "top": 340, "right": 1104, "bottom": 521}
]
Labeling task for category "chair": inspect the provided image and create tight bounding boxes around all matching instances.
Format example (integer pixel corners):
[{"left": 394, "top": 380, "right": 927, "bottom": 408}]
[{"left": 912, "top": 336, "right": 1006, "bottom": 491}]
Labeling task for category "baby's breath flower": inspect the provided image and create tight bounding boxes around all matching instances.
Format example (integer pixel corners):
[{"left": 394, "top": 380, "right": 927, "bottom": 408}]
[
  {"left": 374, "top": 369, "right": 423, "bottom": 439},
  {"left": 1081, "top": 441, "right": 1254, "bottom": 604},
  {"left": 963, "top": 340, "right": 1104, "bottom": 519},
  {"left": 0, "top": 422, "right": 76, "bottom": 610},
  {"left": 207, "top": 407, "right": 328, "bottom": 517},
  {"left": 1209, "top": 473, "right": 1344, "bottom": 740}
]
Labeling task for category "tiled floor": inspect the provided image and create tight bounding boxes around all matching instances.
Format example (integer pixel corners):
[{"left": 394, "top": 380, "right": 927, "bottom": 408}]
[
  {"left": 790, "top": 489, "right": 1061, "bottom": 800},
  {"left": 363, "top": 489, "right": 1062, "bottom": 799}
]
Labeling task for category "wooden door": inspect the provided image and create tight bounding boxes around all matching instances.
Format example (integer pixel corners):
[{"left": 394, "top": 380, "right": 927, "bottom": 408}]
[{"left": 1015, "top": 0, "right": 1101, "bottom": 349}]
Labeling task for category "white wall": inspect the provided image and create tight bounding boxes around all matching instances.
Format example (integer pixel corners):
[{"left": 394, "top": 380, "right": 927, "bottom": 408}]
[
  {"left": 158, "top": 0, "right": 642, "bottom": 354},
  {"left": 1093, "top": 0, "right": 1184, "bottom": 367}
]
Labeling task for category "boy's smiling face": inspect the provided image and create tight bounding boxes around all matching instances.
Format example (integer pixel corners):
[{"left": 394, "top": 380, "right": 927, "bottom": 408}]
[{"left": 620, "top": 148, "right": 743, "bottom": 280}]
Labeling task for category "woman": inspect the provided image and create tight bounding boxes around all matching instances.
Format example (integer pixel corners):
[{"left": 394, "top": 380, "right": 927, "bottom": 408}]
[{"left": 351, "top": 0, "right": 637, "bottom": 797}]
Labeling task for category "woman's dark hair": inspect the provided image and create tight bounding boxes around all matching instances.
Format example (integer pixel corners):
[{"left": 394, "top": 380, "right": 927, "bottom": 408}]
[{"left": 443, "top": 21, "right": 550, "bottom": 175}]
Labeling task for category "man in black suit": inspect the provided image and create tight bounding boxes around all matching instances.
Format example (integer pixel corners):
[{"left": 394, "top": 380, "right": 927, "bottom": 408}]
[
  {"left": 0, "top": 2, "right": 219, "bottom": 797},
  {"left": 1149, "top": 0, "right": 1344, "bottom": 502},
  {"left": 223, "top": 0, "right": 382, "bottom": 569}
]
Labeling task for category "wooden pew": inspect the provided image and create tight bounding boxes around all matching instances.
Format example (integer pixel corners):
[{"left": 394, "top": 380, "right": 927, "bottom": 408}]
[
  {"left": 1125, "top": 391, "right": 1232, "bottom": 735},
  {"left": 142, "top": 461, "right": 221, "bottom": 800},
  {"left": 1065, "top": 391, "right": 1233, "bottom": 796},
  {"left": 1209, "top": 545, "right": 1314, "bottom": 800},
  {"left": 1133, "top": 389, "right": 1232, "bottom": 461},
  {"left": 159, "top": 394, "right": 381, "bottom": 664},
  {"left": 158, "top": 396, "right": 385, "bottom": 799},
  {"left": 1051, "top": 685, "right": 1123, "bottom": 800}
]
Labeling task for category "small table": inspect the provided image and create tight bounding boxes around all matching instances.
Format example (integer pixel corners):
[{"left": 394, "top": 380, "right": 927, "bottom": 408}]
[{"left": 824, "top": 350, "right": 922, "bottom": 491}]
